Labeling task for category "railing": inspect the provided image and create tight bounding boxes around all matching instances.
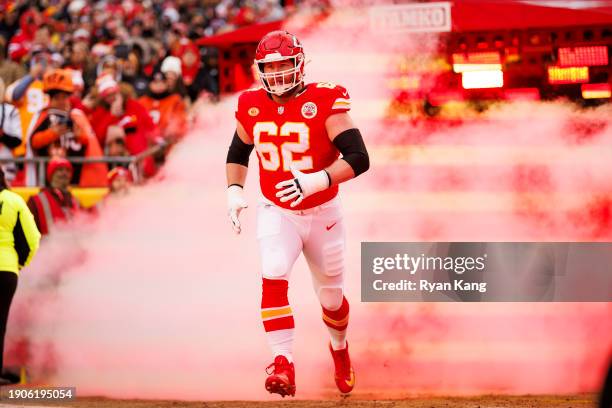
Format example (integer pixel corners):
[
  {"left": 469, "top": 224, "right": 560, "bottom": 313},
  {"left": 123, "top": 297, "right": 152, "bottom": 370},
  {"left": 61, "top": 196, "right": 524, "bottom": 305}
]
[{"left": 0, "top": 142, "right": 168, "bottom": 187}]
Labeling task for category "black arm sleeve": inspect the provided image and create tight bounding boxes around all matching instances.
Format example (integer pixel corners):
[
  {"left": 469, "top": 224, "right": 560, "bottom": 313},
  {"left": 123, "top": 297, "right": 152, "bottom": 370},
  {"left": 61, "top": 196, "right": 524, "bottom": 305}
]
[
  {"left": 226, "top": 131, "right": 254, "bottom": 167},
  {"left": 332, "top": 128, "right": 370, "bottom": 177}
]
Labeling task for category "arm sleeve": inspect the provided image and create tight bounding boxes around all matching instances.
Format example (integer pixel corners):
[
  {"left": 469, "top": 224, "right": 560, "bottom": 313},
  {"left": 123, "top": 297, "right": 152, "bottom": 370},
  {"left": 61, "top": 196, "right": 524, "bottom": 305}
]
[
  {"left": 234, "top": 94, "right": 242, "bottom": 121},
  {"left": 234, "top": 92, "right": 249, "bottom": 124},
  {"left": 71, "top": 109, "right": 94, "bottom": 145},
  {"left": 10, "top": 75, "right": 35, "bottom": 103},
  {"left": 30, "top": 113, "right": 60, "bottom": 150},
  {"left": 228, "top": 92, "right": 254, "bottom": 166},
  {"left": 14, "top": 197, "right": 41, "bottom": 269},
  {"left": 226, "top": 131, "right": 254, "bottom": 167},
  {"left": 31, "top": 128, "right": 60, "bottom": 149},
  {"left": 332, "top": 128, "right": 370, "bottom": 177}
]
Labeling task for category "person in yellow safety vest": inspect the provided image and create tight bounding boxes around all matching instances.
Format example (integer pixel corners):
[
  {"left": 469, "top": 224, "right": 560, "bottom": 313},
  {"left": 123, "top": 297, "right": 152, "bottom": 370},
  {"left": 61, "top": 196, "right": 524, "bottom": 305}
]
[{"left": 0, "top": 167, "right": 41, "bottom": 385}]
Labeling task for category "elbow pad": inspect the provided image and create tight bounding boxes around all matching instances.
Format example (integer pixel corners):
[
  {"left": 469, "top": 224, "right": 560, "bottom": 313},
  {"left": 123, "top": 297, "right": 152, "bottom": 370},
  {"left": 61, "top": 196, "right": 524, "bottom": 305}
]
[
  {"left": 226, "top": 131, "right": 254, "bottom": 167},
  {"left": 332, "top": 128, "right": 370, "bottom": 177}
]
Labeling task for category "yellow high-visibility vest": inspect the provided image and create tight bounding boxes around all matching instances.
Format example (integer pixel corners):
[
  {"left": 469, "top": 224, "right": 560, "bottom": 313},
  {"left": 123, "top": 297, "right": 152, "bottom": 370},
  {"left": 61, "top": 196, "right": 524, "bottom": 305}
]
[{"left": 0, "top": 188, "right": 41, "bottom": 275}]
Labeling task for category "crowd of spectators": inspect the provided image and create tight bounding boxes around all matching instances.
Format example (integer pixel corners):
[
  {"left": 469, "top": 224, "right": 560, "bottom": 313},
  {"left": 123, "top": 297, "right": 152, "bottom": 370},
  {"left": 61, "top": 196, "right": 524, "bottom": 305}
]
[
  {"left": 0, "top": 1, "right": 326, "bottom": 386},
  {"left": 0, "top": 0, "right": 289, "bottom": 191}
]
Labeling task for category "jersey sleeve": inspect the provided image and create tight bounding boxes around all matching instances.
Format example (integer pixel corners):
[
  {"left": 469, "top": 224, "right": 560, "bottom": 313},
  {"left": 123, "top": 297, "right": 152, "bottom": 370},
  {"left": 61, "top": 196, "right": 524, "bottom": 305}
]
[
  {"left": 235, "top": 91, "right": 248, "bottom": 124},
  {"left": 329, "top": 85, "right": 351, "bottom": 114}
]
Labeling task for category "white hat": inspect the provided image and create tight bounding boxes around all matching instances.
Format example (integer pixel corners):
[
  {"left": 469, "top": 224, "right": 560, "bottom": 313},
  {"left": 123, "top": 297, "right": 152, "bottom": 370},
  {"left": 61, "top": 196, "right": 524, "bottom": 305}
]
[
  {"left": 161, "top": 56, "right": 182, "bottom": 75},
  {"left": 71, "top": 70, "right": 84, "bottom": 90},
  {"left": 68, "top": 0, "right": 86, "bottom": 15},
  {"left": 162, "top": 7, "right": 180, "bottom": 24},
  {"left": 73, "top": 28, "right": 91, "bottom": 41},
  {"left": 92, "top": 43, "right": 112, "bottom": 58},
  {"left": 50, "top": 52, "right": 65, "bottom": 66},
  {"left": 96, "top": 74, "right": 119, "bottom": 97}
]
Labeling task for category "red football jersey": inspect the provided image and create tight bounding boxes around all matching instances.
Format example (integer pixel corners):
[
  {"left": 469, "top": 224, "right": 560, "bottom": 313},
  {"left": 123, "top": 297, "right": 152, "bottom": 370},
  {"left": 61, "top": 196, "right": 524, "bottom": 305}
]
[{"left": 235, "top": 82, "right": 351, "bottom": 210}]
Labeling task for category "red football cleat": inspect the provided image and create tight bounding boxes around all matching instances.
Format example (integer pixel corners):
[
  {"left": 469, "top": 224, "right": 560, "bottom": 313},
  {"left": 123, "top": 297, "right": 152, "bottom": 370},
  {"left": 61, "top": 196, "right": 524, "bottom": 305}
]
[
  {"left": 265, "top": 355, "right": 296, "bottom": 397},
  {"left": 329, "top": 342, "right": 355, "bottom": 394}
]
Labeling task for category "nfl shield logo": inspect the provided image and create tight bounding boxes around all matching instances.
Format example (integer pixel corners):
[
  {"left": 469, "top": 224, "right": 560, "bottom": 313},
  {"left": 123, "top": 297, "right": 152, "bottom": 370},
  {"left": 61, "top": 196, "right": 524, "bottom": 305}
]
[{"left": 278, "top": 106, "right": 284, "bottom": 115}]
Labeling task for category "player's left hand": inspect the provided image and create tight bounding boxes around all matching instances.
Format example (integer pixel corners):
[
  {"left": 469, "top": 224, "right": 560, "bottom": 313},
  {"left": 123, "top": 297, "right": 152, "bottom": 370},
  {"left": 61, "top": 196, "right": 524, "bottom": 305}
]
[{"left": 275, "top": 165, "right": 330, "bottom": 208}]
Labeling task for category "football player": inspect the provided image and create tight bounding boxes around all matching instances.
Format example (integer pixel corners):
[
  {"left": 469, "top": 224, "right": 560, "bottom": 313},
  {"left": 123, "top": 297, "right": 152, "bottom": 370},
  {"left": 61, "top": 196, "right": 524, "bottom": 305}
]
[{"left": 225, "top": 30, "right": 369, "bottom": 397}]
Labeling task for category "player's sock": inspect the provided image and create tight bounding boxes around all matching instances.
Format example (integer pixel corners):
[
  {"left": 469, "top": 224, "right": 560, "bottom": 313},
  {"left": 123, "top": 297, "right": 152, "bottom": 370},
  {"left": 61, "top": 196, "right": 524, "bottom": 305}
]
[
  {"left": 321, "top": 296, "right": 349, "bottom": 351},
  {"left": 266, "top": 329, "right": 294, "bottom": 363},
  {"left": 261, "top": 278, "right": 295, "bottom": 362}
]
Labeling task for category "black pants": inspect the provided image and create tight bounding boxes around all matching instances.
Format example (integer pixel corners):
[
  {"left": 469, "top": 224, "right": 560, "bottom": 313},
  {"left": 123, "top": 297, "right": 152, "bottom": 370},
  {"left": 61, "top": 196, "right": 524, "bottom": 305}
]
[
  {"left": 601, "top": 358, "right": 612, "bottom": 408},
  {"left": 0, "top": 272, "right": 18, "bottom": 374}
]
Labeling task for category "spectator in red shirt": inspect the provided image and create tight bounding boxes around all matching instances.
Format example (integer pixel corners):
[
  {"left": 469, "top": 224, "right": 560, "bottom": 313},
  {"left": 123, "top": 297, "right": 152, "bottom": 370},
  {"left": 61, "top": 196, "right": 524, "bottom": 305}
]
[
  {"left": 7, "top": 10, "right": 40, "bottom": 62},
  {"left": 89, "top": 74, "right": 158, "bottom": 177},
  {"left": 27, "top": 158, "right": 80, "bottom": 236}
]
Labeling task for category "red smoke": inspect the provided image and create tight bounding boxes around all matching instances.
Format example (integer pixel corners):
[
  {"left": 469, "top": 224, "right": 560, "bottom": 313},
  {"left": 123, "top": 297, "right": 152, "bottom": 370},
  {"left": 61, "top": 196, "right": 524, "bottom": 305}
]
[{"left": 5, "top": 5, "right": 612, "bottom": 401}]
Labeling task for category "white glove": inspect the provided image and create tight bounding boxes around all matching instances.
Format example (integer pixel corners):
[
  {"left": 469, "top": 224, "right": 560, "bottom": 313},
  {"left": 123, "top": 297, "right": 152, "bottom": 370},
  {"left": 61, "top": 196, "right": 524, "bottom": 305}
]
[
  {"left": 227, "top": 185, "right": 248, "bottom": 234},
  {"left": 275, "top": 165, "right": 330, "bottom": 208}
]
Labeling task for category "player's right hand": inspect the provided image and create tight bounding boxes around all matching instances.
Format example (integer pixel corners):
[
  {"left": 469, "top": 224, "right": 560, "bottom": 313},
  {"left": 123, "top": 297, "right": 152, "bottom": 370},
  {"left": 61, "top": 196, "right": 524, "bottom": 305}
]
[{"left": 227, "top": 185, "right": 248, "bottom": 234}]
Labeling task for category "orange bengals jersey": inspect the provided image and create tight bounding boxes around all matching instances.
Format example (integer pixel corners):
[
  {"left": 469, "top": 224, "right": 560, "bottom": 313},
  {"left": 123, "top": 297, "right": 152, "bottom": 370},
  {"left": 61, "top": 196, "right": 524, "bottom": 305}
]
[
  {"left": 138, "top": 94, "right": 187, "bottom": 139},
  {"left": 8, "top": 80, "right": 48, "bottom": 157},
  {"left": 235, "top": 82, "right": 352, "bottom": 210}
]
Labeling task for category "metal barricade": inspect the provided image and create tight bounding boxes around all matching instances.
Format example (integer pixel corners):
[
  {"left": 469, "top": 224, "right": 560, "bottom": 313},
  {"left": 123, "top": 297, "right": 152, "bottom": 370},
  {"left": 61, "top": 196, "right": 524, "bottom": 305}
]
[{"left": 0, "top": 142, "right": 167, "bottom": 187}]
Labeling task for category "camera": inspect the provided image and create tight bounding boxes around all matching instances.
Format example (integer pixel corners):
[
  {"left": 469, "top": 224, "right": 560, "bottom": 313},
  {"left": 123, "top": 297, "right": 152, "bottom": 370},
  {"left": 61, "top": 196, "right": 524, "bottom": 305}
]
[{"left": 49, "top": 112, "right": 74, "bottom": 129}]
